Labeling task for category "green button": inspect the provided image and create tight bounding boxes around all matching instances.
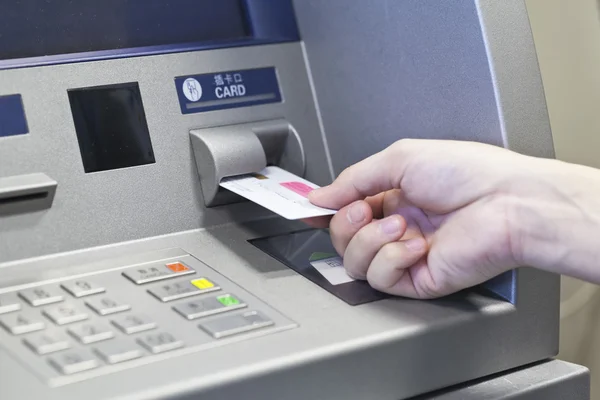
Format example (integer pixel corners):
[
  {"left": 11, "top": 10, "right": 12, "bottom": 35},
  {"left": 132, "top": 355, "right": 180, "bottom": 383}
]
[{"left": 217, "top": 295, "right": 240, "bottom": 307}]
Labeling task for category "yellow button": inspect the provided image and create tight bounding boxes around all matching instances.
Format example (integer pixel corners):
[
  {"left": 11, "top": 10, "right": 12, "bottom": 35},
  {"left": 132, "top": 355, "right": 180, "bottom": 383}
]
[{"left": 191, "top": 278, "right": 214, "bottom": 290}]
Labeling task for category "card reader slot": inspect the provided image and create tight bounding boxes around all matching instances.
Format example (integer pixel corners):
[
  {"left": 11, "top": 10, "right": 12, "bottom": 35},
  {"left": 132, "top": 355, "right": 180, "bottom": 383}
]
[
  {"left": 0, "top": 173, "right": 57, "bottom": 216},
  {"left": 190, "top": 119, "right": 305, "bottom": 207}
]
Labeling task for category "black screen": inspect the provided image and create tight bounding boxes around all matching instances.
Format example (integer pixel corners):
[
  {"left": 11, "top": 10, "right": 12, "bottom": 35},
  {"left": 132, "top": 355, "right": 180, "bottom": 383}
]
[
  {"left": 68, "top": 83, "right": 156, "bottom": 173},
  {"left": 250, "top": 229, "right": 387, "bottom": 306},
  {"left": 0, "top": 0, "right": 248, "bottom": 61}
]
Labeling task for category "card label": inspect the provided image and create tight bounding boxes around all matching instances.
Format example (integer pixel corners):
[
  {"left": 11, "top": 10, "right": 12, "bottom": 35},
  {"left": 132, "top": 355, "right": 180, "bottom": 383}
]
[
  {"left": 309, "top": 253, "right": 355, "bottom": 285},
  {"left": 175, "top": 67, "right": 281, "bottom": 114},
  {"left": 220, "top": 166, "right": 336, "bottom": 220}
]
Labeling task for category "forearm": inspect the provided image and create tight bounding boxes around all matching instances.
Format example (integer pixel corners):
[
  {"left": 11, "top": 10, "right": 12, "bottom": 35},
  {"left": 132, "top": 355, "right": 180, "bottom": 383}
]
[{"left": 511, "top": 157, "right": 600, "bottom": 281}]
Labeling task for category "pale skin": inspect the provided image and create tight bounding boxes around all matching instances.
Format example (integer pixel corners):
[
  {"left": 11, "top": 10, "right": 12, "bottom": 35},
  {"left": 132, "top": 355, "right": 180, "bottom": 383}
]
[{"left": 306, "top": 139, "right": 600, "bottom": 299}]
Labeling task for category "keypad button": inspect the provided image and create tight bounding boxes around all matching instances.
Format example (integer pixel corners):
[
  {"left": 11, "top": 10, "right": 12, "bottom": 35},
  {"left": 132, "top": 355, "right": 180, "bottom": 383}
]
[
  {"left": 0, "top": 312, "right": 45, "bottom": 335},
  {"left": 148, "top": 278, "right": 219, "bottom": 302},
  {"left": 199, "top": 310, "right": 274, "bottom": 339},
  {"left": 136, "top": 331, "right": 183, "bottom": 354},
  {"left": 61, "top": 280, "right": 105, "bottom": 298},
  {"left": 190, "top": 278, "right": 217, "bottom": 290},
  {"left": 43, "top": 303, "right": 88, "bottom": 325},
  {"left": 93, "top": 339, "right": 143, "bottom": 364},
  {"left": 48, "top": 349, "right": 99, "bottom": 375},
  {"left": 85, "top": 297, "right": 131, "bottom": 316},
  {"left": 19, "top": 287, "right": 63, "bottom": 307},
  {"left": 23, "top": 331, "right": 70, "bottom": 355},
  {"left": 111, "top": 314, "right": 156, "bottom": 334},
  {"left": 67, "top": 322, "right": 114, "bottom": 344},
  {"left": 122, "top": 262, "right": 194, "bottom": 285},
  {"left": 173, "top": 294, "right": 246, "bottom": 320},
  {"left": 0, "top": 294, "right": 21, "bottom": 314}
]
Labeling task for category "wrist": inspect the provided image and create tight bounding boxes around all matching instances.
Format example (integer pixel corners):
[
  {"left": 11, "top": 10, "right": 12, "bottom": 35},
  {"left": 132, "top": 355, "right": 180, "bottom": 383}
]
[{"left": 509, "top": 158, "right": 600, "bottom": 281}]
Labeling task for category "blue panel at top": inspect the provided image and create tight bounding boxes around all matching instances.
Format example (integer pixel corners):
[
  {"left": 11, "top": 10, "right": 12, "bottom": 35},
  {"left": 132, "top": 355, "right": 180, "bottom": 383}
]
[
  {"left": 175, "top": 67, "right": 281, "bottom": 114},
  {"left": 0, "top": 0, "right": 299, "bottom": 71},
  {"left": 244, "top": 0, "right": 300, "bottom": 40},
  {"left": 0, "top": 94, "right": 29, "bottom": 137}
]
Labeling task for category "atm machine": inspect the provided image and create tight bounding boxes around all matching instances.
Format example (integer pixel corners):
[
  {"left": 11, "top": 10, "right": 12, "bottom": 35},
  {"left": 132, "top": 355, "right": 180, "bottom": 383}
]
[{"left": 0, "top": 1, "right": 591, "bottom": 399}]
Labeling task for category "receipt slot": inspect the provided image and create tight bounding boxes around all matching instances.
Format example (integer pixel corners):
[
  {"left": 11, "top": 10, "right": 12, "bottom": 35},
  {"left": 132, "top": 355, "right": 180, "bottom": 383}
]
[{"left": 0, "top": 1, "right": 590, "bottom": 400}]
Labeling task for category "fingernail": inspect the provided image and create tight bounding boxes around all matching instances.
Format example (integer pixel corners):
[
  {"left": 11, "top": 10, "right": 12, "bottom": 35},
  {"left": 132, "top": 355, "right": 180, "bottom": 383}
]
[
  {"left": 347, "top": 203, "right": 366, "bottom": 224},
  {"left": 405, "top": 237, "right": 426, "bottom": 252},
  {"left": 380, "top": 217, "right": 401, "bottom": 235}
]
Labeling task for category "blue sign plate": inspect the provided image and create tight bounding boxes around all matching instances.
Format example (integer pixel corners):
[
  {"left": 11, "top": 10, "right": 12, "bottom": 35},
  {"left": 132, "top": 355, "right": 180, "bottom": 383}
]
[{"left": 175, "top": 67, "right": 281, "bottom": 114}]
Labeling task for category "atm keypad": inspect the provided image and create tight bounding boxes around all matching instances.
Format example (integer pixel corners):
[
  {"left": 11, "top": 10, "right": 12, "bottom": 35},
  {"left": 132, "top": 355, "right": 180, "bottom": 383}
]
[
  {"left": 122, "top": 262, "right": 194, "bottom": 284},
  {"left": 199, "top": 310, "right": 275, "bottom": 339},
  {"left": 19, "top": 287, "right": 64, "bottom": 307},
  {"left": 136, "top": 331, "right": 184, "bottom": 354},
  {"left": 85, "top": 296, "right": 131, "bottom": 316},
  {"left": 173, "top": 294, "right": 247, "bottom": 320},
  {"left": 67, "top": 322, "right": 115, "bottom": 344},
  {"left": 48, "top": 349, "right": 99, "bottom": 375},
  {"left": 111, "top": 313, "right": 156, "bottom": 334},
  {"left": 61, "top": 280, "right": 105, "bottom": 298},
  {"left": 24, "top": 331, "right": 71, "bottom": 355},
  {"left": 148, "top": 278, "right": 219, "bottom": 302},
  {"left": 0, "top": 294, "right": 21, "bottom": 314},
  {"left": 0, "top": 312, "right": 46, "bottom": 334},
  {"left": 0, "top": 253, "right": 289, "bottom": 385},
  {"left": 93, "top": 339, "right": 143, "bottom": 364},
  {"left": 43, "top": 303, "right": 89, "bottom": 325}
]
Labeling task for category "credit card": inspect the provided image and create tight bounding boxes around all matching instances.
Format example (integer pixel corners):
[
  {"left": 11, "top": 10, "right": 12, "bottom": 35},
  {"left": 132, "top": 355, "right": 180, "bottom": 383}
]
[{"left": 219, "top": 166, "right": 336, "bottom": 220}]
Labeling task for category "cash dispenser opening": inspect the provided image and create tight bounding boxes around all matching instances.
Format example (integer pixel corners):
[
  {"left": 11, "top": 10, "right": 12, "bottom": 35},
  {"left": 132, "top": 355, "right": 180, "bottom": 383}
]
[{"left": 0, "top": 1, "right": 575, "bottom": 399}]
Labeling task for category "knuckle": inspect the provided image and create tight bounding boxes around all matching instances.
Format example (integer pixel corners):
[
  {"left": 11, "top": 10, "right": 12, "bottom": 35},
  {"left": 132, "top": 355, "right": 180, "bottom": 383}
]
[
  {"left": 379, "top": 242, "right": 402, "bottom": 263},
  {"left": 353, "top": 223, "right": 379, "bottom": 247},
  {"left": 342, "top": 253, "right": 366, "bottom": 279},
  {"left": 367, "top": 275, "right": 388, "bottom": 292},
  {"left": 337, "top": 165, "right": 356, "bottom": 182},
  {"left": 415, "top": 275, "right": 448, "bottom": 299},
  {"left": 390, "top": 138, "right": 412, "bottom": 153}
]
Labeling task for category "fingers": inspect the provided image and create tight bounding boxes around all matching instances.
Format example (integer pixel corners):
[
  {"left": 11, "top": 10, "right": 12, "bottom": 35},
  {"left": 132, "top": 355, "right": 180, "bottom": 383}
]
[
  {"left": 308, "top": 141, "right": 413, "bottom": 210},
  {"left": 365, "top": 238, "right": 429, "bottom": 298},
  {"left": 343, "top": 215, "right": 408, "bottom": 279},
  {"left": 329, "top": 200, "right": 374, "bottom": 256},
  {"left": 302, "top": 192, "right": 385, "bottom": 230},
  {"left": 301, "top": 215, "right": 332, "bottom": 229}
]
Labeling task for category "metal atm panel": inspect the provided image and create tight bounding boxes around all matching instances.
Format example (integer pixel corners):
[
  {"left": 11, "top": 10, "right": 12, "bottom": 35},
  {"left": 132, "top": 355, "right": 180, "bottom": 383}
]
[{"left": 0, "top": 1, "right": 585, "bottom": 399}]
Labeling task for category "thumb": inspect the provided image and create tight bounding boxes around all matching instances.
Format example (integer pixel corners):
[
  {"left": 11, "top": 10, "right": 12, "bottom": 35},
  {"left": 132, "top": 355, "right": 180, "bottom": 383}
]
[{"left": 309, "top": 142, "right": 409, "bottom": 210}]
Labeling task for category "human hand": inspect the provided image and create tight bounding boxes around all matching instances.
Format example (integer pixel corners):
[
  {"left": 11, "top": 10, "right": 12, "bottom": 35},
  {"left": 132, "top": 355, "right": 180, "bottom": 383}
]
[{"left": 307, "top": 139, "right": 547, "bottom": 299}]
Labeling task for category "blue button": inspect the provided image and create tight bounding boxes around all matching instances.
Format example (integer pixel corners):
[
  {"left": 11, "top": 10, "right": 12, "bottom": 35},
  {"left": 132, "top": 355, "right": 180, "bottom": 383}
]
[{"left": 0, "top": 94, "right": 29, "bottom": 138}]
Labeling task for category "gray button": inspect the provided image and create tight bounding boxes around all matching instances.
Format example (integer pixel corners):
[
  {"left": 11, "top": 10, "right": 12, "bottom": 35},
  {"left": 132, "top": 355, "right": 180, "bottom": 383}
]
[
  {"left": 199, "top": 310, "right": 274, "bottom": 339},
  {"left": 111, "top": 314, "right": 156, "bottom": 334},
  {"left": 173, "top": 294, "right": 246, "bottom": 320},
  {"left": 123, "top": 262, "right": 194, "bottom": 285},
  {"left": 93, "top": 339, "right": 143, "bottom": 364},
  {"left": 19, "top": 287, "right": 63, "bottom": 307},
  {"left": 0, "top": 312, "right": 45, "bottom": 335},
  {"left": 61, "top": 280, "right": 105, "bottom": 298},
  {"left": 48, "top": 349, "right": 99, "bottom": 375},
  {"left": 148, "top": 279, "right": 219, "bottom": 302},
  {"left": 43, "top": 303, "right": 88, "bottom": 325},
  {"left": 85, "top": 296, "right": 131, "bottom": 316},
  {"left": 68, "top": 322, "right": 114, "bottom": 344},
  {"left": 136, "top": 331, "right": 183, "bottom": 354},
  {"left": 0, "top": 294, "right": 21, "bottom": 314},
  {"left": 23, "top": 331, "right": 70, "bottom": 355}
]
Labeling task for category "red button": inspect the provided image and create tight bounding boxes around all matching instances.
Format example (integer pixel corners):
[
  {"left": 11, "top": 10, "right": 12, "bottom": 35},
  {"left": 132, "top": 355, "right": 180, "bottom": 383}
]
[{"left": 166, "top": 262, "right": 190, "bottom": 273}]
